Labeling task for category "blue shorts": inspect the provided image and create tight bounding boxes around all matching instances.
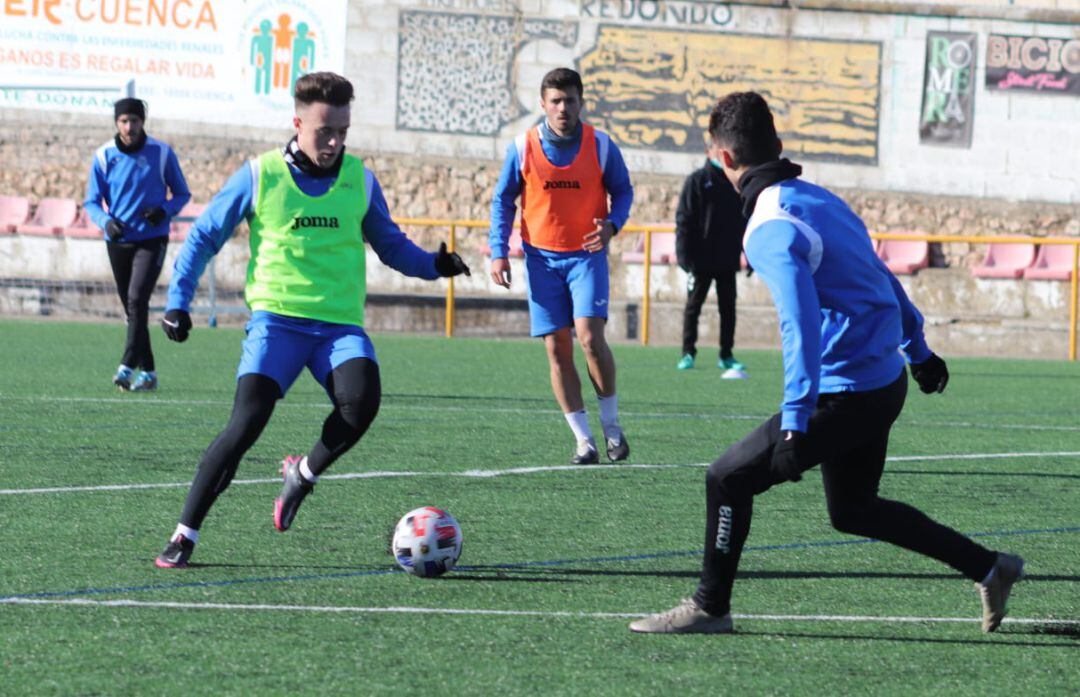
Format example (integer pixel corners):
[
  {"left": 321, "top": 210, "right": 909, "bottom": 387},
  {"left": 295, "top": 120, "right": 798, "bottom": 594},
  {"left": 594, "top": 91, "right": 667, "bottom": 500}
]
[
  {"left": 524, "top": 249, "right": 609, "bottom": 337},
  {"left": 237, "top": 311, "right": 377, "bottom": 396}
]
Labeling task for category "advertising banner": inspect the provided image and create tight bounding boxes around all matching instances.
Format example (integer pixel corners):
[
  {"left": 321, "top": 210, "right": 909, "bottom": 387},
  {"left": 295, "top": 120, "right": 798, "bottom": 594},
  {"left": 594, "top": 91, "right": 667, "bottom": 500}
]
[
  {"left": 0, "top": 0, "right": 347, "bottom": 126},
  {"left": 986, "top": 34, "right": 1080, "bottom": 95},
  {"left": 919, "top": 31, "right": 977, "bottom": 147}
]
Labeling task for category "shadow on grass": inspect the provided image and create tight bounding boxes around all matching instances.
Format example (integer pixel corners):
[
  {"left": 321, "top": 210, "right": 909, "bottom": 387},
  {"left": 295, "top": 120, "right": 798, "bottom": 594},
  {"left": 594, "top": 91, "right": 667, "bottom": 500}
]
[
  {"left": 733, "top": 628, "right": 1079, "bottom": 649},
  {"left": 889, "top": 469, "right": 1080, "bottom": 480},
  {"left": 179, "top": 562, "right": 392, "bottom": 572},
  {"left": 458, "top": 565, "right": 1077, "bottom": 583}
]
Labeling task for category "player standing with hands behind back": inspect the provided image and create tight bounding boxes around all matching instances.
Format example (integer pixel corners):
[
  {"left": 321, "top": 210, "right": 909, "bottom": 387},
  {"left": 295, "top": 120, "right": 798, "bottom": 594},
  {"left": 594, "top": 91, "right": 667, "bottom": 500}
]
[
  {"left": 631, "top": 92, "right": 1023, "bottom": 635},
  {"left": 85, "top": 97, "right": 191, "bottom": 392},
  {"left": 489, "top": 68, "right": 634, "bottom": 465},
  {"left": 153, "top": 72, "right": 470, "bottom": 568}
]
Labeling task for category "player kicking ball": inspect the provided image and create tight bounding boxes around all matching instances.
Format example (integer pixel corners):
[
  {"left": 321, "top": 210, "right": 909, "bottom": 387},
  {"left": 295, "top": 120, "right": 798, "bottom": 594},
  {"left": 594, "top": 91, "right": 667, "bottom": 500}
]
[
  {"left": 154, "top": 72, "right": 470, "bottom": 568},
  {"left": 630, "top": 92, "right": 1023, "bottom": 635}
]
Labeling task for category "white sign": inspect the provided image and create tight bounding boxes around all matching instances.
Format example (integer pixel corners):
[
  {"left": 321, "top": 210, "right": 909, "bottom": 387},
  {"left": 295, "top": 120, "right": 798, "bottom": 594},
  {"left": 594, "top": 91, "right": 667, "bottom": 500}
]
[{"left": 0, "top": 0, "right": 347, "bottom": 126}]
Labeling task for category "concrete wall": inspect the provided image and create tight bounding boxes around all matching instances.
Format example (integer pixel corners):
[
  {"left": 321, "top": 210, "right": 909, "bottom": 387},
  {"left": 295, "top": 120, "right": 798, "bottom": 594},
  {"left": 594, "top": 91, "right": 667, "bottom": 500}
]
[
  {"left": 1, "top": 0, "right": 1078, "bottom": 358},
  {"left": 2, "top": 0, "right": 1077, "bottom": 204},
  {"left": 2, "top": 233, "right": 1075, "bottom": 359}
]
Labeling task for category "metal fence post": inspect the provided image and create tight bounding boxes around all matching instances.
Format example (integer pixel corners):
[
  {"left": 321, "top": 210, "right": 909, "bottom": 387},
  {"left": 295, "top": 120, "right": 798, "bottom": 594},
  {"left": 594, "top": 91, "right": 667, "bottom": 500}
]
[
  {"left": 642, "top": 229, "right": 652, "bottom": 345},
  {"left": 445, "top": 224, "right": 456, "bottom": 338},
  {"left": 207, "top": 257, "right": 218, "bottom": 328},
  {"left": 1070, "top": 242, "right": 1079, "bottom": 361}
]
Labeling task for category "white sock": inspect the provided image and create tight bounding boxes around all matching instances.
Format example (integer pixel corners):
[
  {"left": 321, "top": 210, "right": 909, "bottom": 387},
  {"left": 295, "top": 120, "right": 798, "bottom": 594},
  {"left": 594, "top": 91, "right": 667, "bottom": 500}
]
[
  {"left": 564, "top": 410, "right": 594, "bottom": 444},
  {"left": 598, "top": 394, "right": 621, "bottom": 439},
  {"left": 299, "top": 456, "right": 319, "bottom": 483},
  {"left": 173, "top": 523, "right": 199, "bottom": 544}
]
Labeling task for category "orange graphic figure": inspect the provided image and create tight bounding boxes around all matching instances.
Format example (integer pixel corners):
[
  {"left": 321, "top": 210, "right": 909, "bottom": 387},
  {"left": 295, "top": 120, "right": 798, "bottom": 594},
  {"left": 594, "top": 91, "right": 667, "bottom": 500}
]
[{"left": 271, "top": 14, "right": 297, "bottom": 90}]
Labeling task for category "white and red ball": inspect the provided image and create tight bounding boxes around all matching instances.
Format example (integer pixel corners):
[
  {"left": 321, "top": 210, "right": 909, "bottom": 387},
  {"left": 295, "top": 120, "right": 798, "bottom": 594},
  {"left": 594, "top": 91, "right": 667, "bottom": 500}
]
[{"left": 391, "top": 506, "right": 463, "bottom": 578}]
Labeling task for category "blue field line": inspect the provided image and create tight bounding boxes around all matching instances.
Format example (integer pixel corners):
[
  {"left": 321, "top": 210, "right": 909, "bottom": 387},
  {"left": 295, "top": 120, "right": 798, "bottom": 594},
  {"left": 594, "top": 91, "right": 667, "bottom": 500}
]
[{"left": 2, "top": 526, "right": 1076, "bottom": 602}]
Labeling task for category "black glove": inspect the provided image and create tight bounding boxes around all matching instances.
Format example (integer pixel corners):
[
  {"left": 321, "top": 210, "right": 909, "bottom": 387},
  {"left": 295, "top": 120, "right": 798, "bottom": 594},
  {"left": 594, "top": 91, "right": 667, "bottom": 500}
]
[
  {"left": 142, "top": 206, "right": 167, "bottom": 226},
  {"left": 434, "top": 242, "right": 471, "bottom": 278},
  {"left": 161, "top": 309, "right": 192, "bottom": 343},
  {"left": 911, "top": 353, "right": 949, "bottom": 394},
  {"left": 105, "top": 219, "right": 124, "bottom": 241},
  {"left": 771, "top": 430, "right": 807, "bottom": 483}
]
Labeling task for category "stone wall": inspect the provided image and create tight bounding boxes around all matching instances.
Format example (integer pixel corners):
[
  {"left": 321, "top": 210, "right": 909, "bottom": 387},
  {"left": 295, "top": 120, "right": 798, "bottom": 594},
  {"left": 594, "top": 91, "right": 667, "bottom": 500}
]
[{"left": 2, "top": 121, "right": 1075, "bottom": 272}]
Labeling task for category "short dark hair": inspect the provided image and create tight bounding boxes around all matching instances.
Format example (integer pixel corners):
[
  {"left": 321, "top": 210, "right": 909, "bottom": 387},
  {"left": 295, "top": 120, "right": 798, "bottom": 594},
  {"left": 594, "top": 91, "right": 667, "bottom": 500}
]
[
  {"left": 708, "top": 92, "right": 781, "bottom": 167},
  {"left": 540, "top": 68, "right": 583, "bottom": 99},
  {"left": 293, "top": 72, "right": 354, "bottom": 107}
]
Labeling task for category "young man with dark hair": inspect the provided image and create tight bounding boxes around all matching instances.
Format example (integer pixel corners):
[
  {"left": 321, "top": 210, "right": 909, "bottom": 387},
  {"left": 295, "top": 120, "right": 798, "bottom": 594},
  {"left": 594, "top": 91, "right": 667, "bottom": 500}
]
[
  {"left": 489, "top": 67, "right": 634, "bottom": 464},
  {"left": 631, "top": 91, "right": 1023, "bottom": 634},
  {"left": 674, "top": 139, "right": 747, "bottom": 376},
  {"left": 85, "top": 97, "right": 191, "bottom": 391},
  {"left": 154, "top": 71, "right": 470, "bottom": 568}
]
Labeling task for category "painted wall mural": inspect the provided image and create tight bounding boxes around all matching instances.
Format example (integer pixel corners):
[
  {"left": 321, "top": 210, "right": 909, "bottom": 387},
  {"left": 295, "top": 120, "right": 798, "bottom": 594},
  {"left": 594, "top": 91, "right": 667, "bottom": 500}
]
[
  {"left": 396, "top": 11, "right": 578, "bottom": 135},
  {"left": 395, "top": 12, "right": 881, "bottom": 164},
  {"left": 578, "top": 26, "right": 881, "bottom": 164}
]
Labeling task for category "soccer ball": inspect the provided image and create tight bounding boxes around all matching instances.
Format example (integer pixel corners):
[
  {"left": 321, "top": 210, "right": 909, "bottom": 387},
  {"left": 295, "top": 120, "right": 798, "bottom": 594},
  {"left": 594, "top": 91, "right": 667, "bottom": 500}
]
[{"left": 391, "top": 506, "right": 463, "bottom": 578}]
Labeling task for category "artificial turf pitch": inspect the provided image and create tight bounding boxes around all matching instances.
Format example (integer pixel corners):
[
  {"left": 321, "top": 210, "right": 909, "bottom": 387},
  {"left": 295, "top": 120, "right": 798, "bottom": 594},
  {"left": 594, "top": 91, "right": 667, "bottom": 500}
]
[{"left": 1, "top": 318, "right": 1077, "bottom": 694}]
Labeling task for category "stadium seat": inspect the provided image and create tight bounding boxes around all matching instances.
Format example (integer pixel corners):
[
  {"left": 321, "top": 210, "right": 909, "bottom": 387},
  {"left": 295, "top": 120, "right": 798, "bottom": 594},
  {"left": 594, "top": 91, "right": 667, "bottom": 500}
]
[
  {"left": 62, "top": 208, "right": 99, "bottom": 239},
  {"left": 876, "top": 238, "right": 929, "bottom": 275},
  {"left": 170, "top": 202, "right": 206, "bottom": 242},
  {"left": 621, "top": 231, "right": 676, "bottom": 264},
  {"left": 971, "top": 243, "right": 1036, "bottom": 279},
  {"left": 479, "top": 227, "right": 525, "bottom": 259},
  {"left": 0, "top": 195, "right": 31, "bottom": 233},
  {"left": 1023, "top": 244, "right": 1075, "bottom": 281},
  {"left": 18, "top": 197, "right": 78, "bottom": 236}
]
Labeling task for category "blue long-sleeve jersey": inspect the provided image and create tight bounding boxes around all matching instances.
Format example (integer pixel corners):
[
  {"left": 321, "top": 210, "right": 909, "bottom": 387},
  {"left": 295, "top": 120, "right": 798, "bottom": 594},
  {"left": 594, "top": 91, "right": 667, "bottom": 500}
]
[
  {"left": 489, "top": 123, "right": 634, "bottom": 259},
  {"left": 744, "top": 179, "right": 932, "bottom": 433},
  {"left": 84, "top": 136, "right": 191, "bottom": 242},
  {"left": 166, "top": 157, "right": 440, "bottom": 314}
]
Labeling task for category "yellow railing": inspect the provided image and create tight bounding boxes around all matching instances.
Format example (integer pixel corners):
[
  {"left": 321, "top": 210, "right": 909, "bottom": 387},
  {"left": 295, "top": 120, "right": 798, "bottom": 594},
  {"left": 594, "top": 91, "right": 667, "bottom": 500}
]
[{"left": 394, "top": 219, "right": 1080, "bottom": 361}]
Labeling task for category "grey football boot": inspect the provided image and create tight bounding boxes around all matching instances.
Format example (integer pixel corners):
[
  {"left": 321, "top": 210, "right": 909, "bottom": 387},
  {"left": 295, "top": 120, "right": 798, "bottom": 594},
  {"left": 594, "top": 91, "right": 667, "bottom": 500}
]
[
  {"left": 274, "top": 455, "right": 314, "bottom": 532},
  {"left": 976, "top": 552, "right": 1025, "bottom": 632},
  {"left": 570, "top": 438, "right": 600, "bottom": 465},
  {"left": 629, "top": 598, "right": 734, "bottom": 634}
]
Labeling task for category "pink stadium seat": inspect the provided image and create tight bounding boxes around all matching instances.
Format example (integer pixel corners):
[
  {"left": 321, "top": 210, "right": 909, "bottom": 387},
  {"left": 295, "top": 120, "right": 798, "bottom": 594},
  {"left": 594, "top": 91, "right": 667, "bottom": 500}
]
[
  {"left": 62, "top": 208, "right": 99, "bottom": 239},
  {"left": 479, "top": 227, "right": 525, "bottom": 259},
  {"left": 876, "top": 239, "right": 929, "bottom": 275},
  {"left": 0, "top": 195, "right": 31, "bottom": 233},
  {"left": 170, "top": 202, "right": 206, "bottom": 242},
  {"left": 621, "top": 231, "right": 676, "bottom": 264},
  {"left": 18, "top": 197, "right": 78, "bottom": 236},
  {"left": 971, "top": 243, "right": 1036, "bottom": 279},
  {"left": 1023, "top": 244, "right": 1075, "bottom": 281}
]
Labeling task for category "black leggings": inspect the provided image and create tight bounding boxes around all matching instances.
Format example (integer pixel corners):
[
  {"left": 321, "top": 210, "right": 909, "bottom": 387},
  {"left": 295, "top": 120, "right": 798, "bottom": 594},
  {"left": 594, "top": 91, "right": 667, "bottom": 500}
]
[
  {"left": 693, "top": 371, "right": 997, "bottom": 616},
  {"left": 107, "top": 237, "right": 168, "bottom": 371},
  {"left": 178, "top": 358, "right": 382, "bottom": 530}
]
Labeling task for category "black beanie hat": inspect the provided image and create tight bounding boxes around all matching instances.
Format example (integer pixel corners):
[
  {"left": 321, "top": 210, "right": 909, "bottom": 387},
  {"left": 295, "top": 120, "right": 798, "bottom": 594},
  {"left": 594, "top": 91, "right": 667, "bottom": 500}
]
[{"left": 114, "top": 97, "right": 146, "bottom": 121}]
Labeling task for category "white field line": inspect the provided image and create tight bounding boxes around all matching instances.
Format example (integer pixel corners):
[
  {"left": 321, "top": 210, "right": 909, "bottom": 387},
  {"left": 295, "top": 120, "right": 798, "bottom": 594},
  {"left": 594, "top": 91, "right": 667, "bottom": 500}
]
[
  {"left": 2, "top": 597, "right": 1077, "bottom": 627},
  {"left": 1, "top": 450, "right": 1079, "bottom": 496},
  {"left": 3, "top": 394, "right": 1080, "bottom": 431}
]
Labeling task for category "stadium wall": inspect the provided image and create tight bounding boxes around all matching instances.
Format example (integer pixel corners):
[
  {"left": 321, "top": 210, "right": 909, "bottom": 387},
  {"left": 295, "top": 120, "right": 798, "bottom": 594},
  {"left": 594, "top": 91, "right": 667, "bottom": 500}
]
[{"left": 0, "top": 0, "right": 1077, "bottom": 356}]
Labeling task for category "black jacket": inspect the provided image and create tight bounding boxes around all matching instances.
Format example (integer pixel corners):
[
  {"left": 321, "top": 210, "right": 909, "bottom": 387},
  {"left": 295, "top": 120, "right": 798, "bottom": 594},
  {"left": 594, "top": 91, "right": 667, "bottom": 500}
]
[{"left": 675, "top": 160, "right": 746, "bottom": 274}]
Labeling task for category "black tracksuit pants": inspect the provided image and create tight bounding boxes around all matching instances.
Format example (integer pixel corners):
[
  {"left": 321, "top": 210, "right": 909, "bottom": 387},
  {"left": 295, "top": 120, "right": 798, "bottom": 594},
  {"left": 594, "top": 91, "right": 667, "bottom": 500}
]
[
  {"left": 681, "top": 269, "right": 736, "bottom": 359},
  {"left": 107, "top": 236, "right": 168, "bottom": 371},
  {"left": 693, "top": 370, "right": 998, "bottom": 616}
]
